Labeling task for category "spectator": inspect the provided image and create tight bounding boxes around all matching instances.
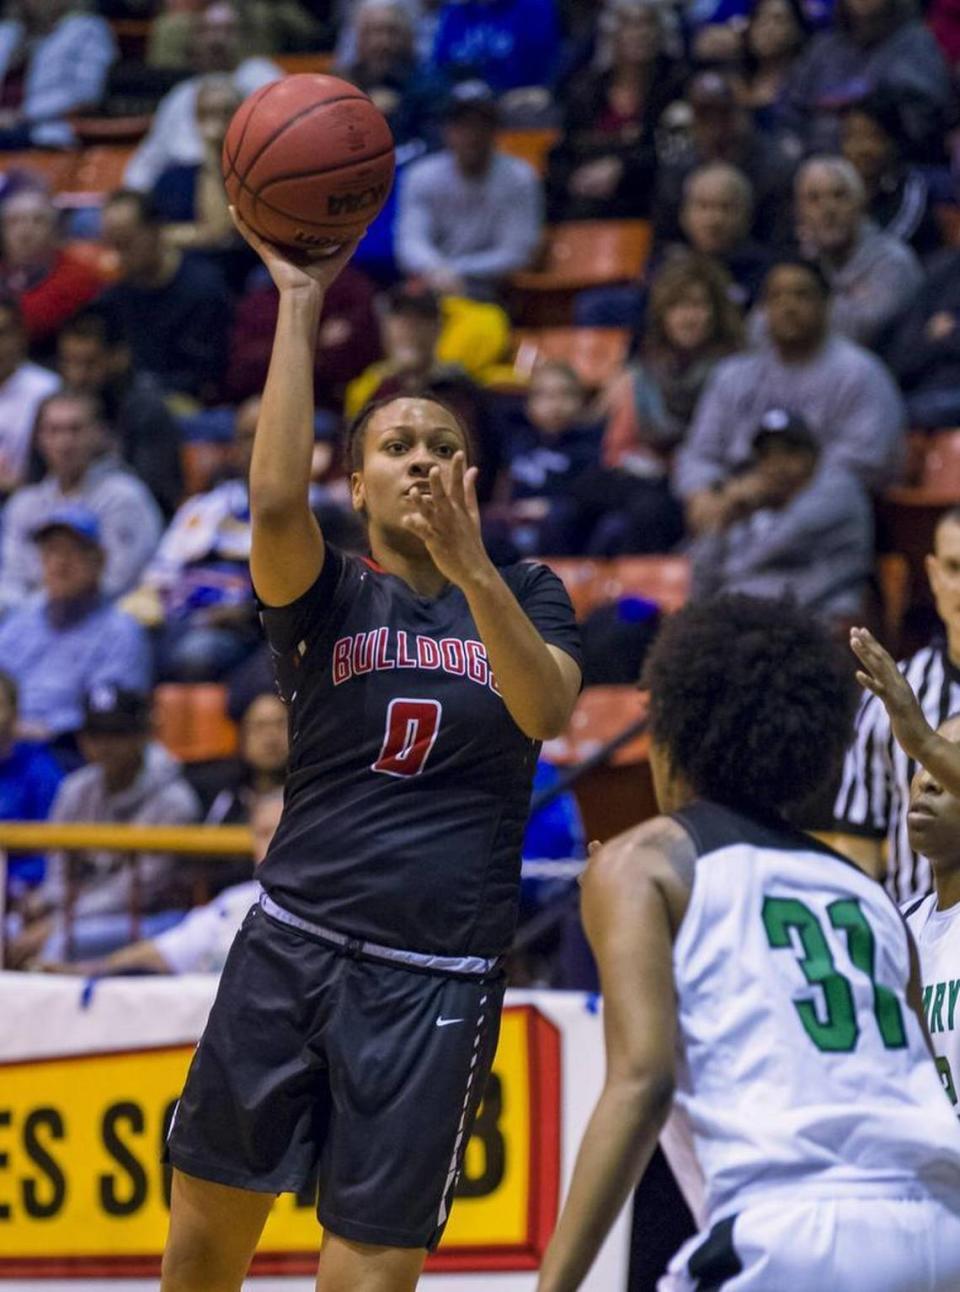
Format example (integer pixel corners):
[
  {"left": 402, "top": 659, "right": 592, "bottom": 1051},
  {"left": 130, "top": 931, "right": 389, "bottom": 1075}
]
[
  {"left": 151, "top": 75, "right": 243, "bottom": 263},
  {"left": 99, "top": 189, "right": 233, "bottom": 402},
  {"left": 56, "top": 310, "right": 183, "bottom": 519},
  {"left": 0, "top": 294, "right": 59, "bottom": 495},
  {"left": 655, "top": 70, "right": 797, "bottom": 249},
  {"left": 0, "top": 667, "right": 62, "bottom": 897},
  {"left": 0, "top": 507, "right": 152, "bottom": 746},
  {"left": 125, "top": 1, "right": 281, "bottom": 192},
  {"left": 603, "top": 253, "right": 745, "bottom": 479},
  {"left": 225, "top": 262, "right": 381, "bottom": 409},
  {"left": 882, "top": 249, "right": 960, "bottom": 428},
  {"left": 792, "top": 154, "right": 923, "bottom": 347},
  {"left": 0, "top": 390, "right": 163, "bottom": 609},
  {"left": 675, "top": 257, "right": 905, "bottom": 530},
  {"left": 833, "top": 508, "right": 960, "bottom": 900},
  {"left": 123, "top": 397, "right": 260, "bottom": 682},
  {"left": 785, "top": 0, "right": 955, "bottom": 158},
  {"left": 689, "top": 408, "right": 873, "bottom": 624},
  {"left": 343, "top": 282, "right": 499, "bottom": 498},
  {"left": 545, "top": 0, "right": 686, "bottom": 222},
  {"left": 575, "top": 162, "right": 770, "bottom": 330},
  {"left": 396, "top": 80, "right": 543, "bottom": 301},
  {"left": 0, "top": 186, "right": 105, "bottom": 353},
  {"left": 188, "top": 691, "right": 288, "bottom": 827},
  {"left": 148, "top": 0, "right": 321, "bottom": 67},
  {"left": 336, "top": 0, "right": 443, "bottom": 68},
  {"left": 734, "top": 0, "right": 811, "bottom": 132},
  {"left": 840, "top": 88, "right": 943, "bottom": 260},
  {"left": 431, "top": 0, "right": 561, "bottom": 101},
  {"left": 489, "top": 361, "right": 602, "bottom": 556},
  {"left": 9, "top": 685, "right": 201, "bottom": 966},
  {"left": 0, "top": 0, "right": 116, "bottom": 149},
  {"left": 677, "top": 163, "right": 774, "bottom": 311},
  {"left": 336, "top": 0, "right": 446, "bottom": 147},
  {"left": 39, "top": 788, "right": 283, "bottom": 976}
]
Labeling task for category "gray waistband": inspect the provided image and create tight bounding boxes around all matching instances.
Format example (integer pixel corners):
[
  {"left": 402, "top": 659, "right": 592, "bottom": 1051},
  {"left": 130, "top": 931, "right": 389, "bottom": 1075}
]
[{"left": 258, "top": 892, "right": 501, "bottom": 978}]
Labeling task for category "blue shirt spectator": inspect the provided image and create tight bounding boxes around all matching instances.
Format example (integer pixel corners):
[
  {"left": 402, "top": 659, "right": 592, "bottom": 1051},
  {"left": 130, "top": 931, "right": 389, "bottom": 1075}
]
[
  {"left": 432, "top": 0, "right": 560, "bottom": 93},
  {"left": 0, "top": 3, "right": 116, "bottom": 149},
  {"left": 0, "top": 507, "right": 152, "bottom": 744},
  {"left": 0, "top": 668, "right": 62, "bottom": 892}
]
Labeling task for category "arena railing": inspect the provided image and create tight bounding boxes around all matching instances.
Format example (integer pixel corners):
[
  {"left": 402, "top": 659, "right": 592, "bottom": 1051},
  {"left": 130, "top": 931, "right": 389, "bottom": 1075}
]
[{"left": 0, "top": 823, "right": 252, "bottom": 967}]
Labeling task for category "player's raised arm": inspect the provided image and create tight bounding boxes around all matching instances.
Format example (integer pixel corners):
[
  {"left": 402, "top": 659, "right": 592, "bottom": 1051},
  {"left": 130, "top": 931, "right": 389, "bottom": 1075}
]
[
  {"left": 231, "top": 208, "right": 359, "bottom": 607},
  {"left": 851, "top": 626, "right": 960, "bottom": 799}
]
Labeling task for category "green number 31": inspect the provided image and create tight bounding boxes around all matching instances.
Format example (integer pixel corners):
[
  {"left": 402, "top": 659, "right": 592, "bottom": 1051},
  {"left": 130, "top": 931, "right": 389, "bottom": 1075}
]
[{"left": 762, "top": 896, "right": 908, "bottom": 1053}]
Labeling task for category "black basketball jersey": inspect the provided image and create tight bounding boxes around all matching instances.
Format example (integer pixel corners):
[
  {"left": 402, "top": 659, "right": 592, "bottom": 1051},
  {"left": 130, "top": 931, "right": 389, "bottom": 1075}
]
[{"left": 257, "top": 545, "right": 581, "bottom": 958}]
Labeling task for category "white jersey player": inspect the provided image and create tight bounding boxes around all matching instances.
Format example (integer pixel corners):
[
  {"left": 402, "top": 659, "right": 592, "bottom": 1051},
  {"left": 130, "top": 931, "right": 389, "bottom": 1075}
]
[
  {"left": 538, "top": 599, "right": 960, "bottom": 1292},
  {"left": 902, "top": 713, "right": 960, "bottom": 1118}
]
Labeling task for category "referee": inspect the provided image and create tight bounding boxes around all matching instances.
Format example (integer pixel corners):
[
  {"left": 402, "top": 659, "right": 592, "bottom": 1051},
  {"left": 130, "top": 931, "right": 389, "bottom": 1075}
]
[
  {"left": 833, "top": 507, "right": 960, "bottom": 903},
  {"left": 159, "top": 218, "right": 582, "bottom": 1292}
]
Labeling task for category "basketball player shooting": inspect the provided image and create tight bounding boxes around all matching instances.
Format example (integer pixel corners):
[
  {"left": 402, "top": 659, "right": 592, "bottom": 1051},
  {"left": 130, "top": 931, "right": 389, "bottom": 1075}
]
[
  {"left": 158, "top": 212, "right": 582, "bottom": 1292},
  {"left": 538, "top": 597, "right": 960, "bottom": 1292}
]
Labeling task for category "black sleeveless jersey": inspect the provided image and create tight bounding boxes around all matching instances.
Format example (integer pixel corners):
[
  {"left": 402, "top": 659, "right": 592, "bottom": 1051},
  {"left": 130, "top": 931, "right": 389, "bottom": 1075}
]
[{"left": 257, "top": 546, "right": 582, "bottom": 958}]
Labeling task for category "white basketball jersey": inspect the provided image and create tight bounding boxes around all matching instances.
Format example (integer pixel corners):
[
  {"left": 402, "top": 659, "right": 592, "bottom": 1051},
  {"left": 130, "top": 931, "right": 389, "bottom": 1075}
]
[
  {"left": 670, "top": 801, "right": 960, "bottom": 1224},
  {"left": 905, "top": 893, "right": 960, "bottom": 1119}
]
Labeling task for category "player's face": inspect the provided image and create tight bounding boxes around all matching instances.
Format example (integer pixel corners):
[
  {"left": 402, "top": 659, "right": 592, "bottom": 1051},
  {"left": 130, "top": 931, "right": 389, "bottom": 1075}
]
[
  {"left": 351, "top": 398, "right": 468, "bottom": 544},
  {"left": 926, "top": 519, "right": 960, "bottom": 632},
  {"left": 907, "top": 717, "right": 960, "bottom": 863}
]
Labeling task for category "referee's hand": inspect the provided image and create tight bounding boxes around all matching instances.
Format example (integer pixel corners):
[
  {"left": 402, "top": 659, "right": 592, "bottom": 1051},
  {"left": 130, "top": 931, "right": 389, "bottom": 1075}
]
[
  {"left": 850, "top": 626, "right": 932, "bottom": 762},
  {"left": 401, "top": 451, "right": 487, "bottom": 588}
]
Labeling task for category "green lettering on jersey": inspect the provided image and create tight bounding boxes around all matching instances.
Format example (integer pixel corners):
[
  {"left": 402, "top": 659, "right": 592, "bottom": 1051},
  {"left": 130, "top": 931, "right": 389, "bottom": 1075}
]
[
  {"left": 923, "top": 984, "right": 934, "bottom": 1026},
  {"left": 937, "top": 1055, "right": 958, "bottom": 1108},
  {"left": 762, "top": 896, "right": 908, "bottom": 1055},
  {"left": 949, "top": 980, "right": 960, "bottom": 1031},
  {"left": 932, "top": 982, "right": 947, "bottom": 1034}
]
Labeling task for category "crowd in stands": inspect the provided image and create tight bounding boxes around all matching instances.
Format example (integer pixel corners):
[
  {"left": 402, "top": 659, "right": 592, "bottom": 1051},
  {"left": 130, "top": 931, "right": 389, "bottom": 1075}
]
[{"left": 1, "top": 0, "right": 960, "bottom": 981}]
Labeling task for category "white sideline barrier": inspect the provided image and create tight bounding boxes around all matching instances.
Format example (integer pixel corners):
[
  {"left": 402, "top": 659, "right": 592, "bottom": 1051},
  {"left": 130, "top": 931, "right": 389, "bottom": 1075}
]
[{"left": 0, "top": 975, "right": 628, "bottom": 1290}]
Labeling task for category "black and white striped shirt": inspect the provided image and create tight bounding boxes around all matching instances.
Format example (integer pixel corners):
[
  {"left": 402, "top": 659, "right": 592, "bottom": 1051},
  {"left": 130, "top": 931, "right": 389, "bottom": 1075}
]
[{"left": 834, "top": 641, "right": 960, "bottom": 904}]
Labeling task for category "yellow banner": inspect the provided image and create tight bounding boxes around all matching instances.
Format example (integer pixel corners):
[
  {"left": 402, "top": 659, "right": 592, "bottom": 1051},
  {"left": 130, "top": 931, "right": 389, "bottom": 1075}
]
[{"left": 0, "top": 1005, "right": 560, "bottom": 1278}]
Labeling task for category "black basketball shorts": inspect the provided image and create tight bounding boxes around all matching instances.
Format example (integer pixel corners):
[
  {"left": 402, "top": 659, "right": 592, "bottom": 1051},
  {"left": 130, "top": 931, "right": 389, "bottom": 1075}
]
[{"left": 165, "top": 900, "right": 505, "bottom": 1250}]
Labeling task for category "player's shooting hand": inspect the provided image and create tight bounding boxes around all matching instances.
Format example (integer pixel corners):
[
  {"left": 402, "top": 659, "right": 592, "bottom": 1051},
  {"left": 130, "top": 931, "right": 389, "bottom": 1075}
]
[
  {"left": 228, "top": 206, "right": 360, "bottom": 295},
  {"left": 850, "top": 626, "right": 933, "bottom": 761},
  {"left": 401, "top": 451, "right": 489, "bottom": 588}
]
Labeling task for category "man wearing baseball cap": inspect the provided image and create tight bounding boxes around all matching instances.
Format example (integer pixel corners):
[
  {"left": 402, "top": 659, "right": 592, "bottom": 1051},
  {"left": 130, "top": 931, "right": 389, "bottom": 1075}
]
[
  {"left": 0, "top": 504, "right": 151, "bottom": 752},
  {"left": 8, "top": 681, "right": 201, "bottom": 966},
  {"left": 688, "top": 406, "right": 873, "bottom": 625}
]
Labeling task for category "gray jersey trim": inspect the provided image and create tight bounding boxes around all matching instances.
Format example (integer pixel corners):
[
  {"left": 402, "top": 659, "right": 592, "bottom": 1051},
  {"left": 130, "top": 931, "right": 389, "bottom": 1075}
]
[{"left": 259, "top": 892, "right": 501, "bottom": 978}]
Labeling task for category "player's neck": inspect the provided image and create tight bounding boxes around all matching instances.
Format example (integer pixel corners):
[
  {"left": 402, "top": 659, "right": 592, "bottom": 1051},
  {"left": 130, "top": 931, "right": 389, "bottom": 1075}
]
[
  {"left": 369, "top": 540, "right": 449, "bottom": 598},
  {"left": 934, "top": 867, "right": 960, "bottom": 911},
  {"left": 947, "top": 627, "right": 960, "bottom": 671}
]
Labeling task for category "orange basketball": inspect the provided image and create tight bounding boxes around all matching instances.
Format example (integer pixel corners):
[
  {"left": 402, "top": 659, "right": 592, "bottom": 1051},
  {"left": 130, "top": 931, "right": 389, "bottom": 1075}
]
[{"left": 222, "top": 74, "right": 395, "bottom": 253}]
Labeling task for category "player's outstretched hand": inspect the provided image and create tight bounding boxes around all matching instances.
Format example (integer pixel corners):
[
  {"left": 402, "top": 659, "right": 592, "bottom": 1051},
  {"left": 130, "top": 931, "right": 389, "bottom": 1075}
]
[
  {"left": 401, "top": 451, "right": 487, "bottom": 588},
  {"left": 228, "top": 206, "right": 360, "bottom": 295},
  {"left": 850, "top": 626, "right": 933, "bottom": 761}
]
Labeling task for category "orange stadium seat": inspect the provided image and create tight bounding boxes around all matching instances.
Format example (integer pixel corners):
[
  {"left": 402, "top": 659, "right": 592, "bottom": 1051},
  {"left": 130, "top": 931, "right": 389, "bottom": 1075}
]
[
  {"left": 110, "top": 17, "right": 153, "bottom": 60},
  {"left": 543, "top": 685, "right": 649, "bottom": 767},
  {"left": 536, "top": 557, "right": 605, "bottom": 619},
  {"left": 598, "top": 555, "right": 692, "bottom": 613},
  {"left": 509, "top": 220, "right": 652, "bottom": 325},
  {"left": 275, "top": 53, "right": 335, "bottom": 75},
  {"left": 180, "top": 442, "right": 234, "bottom": 497},
  {"left": 71, "top": 115, "right": 152, "bottom": 146},
  {"left": 154, "top": 683, "right": 238, "bottom": 762},
  {"left": 935, "top": 204, "right": 960, "bottom": 248},
  {"left": 0, "top": 149, "right": 77, "bottom": 191},
  {"left": 512, "top": 327, "right": 631, "bottom": 390},
  {"left": 64, "top": 145, "right": 136, "bottom": 198},
  {"left": 885, "top": 428, "right": 960, "bottom": 507},
  {"left": 495, "top": 128, "right": 559, "bottom": 175}
]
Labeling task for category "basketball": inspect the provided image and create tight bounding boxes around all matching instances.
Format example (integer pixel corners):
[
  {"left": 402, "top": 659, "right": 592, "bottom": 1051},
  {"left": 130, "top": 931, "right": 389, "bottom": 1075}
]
[{"left": 222, "top": 74, "right": 395, "bottom": 253}]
